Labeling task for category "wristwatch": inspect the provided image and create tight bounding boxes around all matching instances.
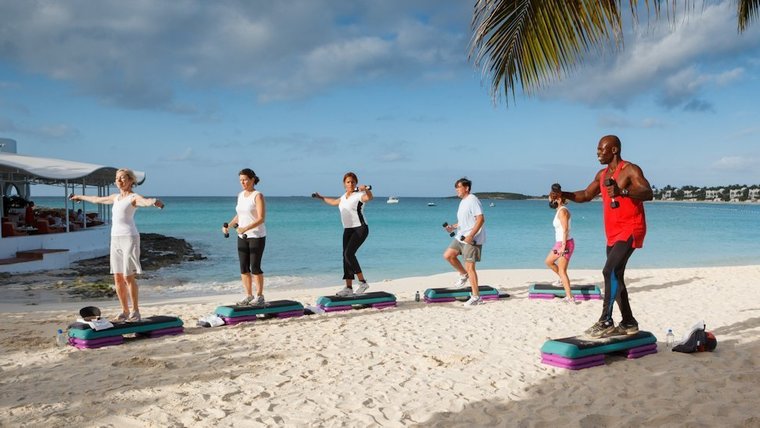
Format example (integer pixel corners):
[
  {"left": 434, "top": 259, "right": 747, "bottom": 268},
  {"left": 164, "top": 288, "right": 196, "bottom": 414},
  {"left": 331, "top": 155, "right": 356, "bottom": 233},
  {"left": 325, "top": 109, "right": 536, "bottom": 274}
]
[{"left": 621, "top": 188, "right": 630, "bottom": 197}]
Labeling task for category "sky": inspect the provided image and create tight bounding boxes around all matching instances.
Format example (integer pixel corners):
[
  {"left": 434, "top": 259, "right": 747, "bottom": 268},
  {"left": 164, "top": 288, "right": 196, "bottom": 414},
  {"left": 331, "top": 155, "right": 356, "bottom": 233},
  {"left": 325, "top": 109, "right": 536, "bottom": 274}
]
[{"left": 1, "top": 0, "right": 759, "bottom": 197}]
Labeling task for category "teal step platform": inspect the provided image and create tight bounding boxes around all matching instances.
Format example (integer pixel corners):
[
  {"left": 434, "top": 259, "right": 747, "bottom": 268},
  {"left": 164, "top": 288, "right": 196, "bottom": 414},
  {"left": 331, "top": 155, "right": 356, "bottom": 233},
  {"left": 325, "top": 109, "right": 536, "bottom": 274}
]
[
  {"left": 529, "top": 283, "right": 602, "bottom": 300},
  {"left": 215, "top": 300, "right": 305, "bottom": 325},
  {"left": 424, "top": 285, "right": 500, "bottom": 303},
  {"left": 67, "top": 315, "right": 184, "bottom": 349},
  {"left": 541, "top": 331, "right": 658, "bottom": 370},
  {"left": 316, "top": 291, "right": 397, "bottom": 312}
]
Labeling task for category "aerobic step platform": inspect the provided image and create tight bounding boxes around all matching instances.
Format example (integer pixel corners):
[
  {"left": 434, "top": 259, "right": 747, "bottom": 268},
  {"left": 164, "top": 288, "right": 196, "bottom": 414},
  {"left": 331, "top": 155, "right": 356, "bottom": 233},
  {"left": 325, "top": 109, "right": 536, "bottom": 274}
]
[
  {"left": 423, "top": 285, "right": 500, "bottom": 303},
  {"left": 316, "top": 291, "right": 397, "bottom": 312},
  {"left": 67, "top": 315, "right": 184, "bottom": 349},
  {"left": 215, "top": 300, "right": 305, "bottom": 325},
  {"left": 529, "top": 284, "right": 602, "bottom": 300},
  {"left": 541, "top": 331, "right": 657, "bottom": 370}
]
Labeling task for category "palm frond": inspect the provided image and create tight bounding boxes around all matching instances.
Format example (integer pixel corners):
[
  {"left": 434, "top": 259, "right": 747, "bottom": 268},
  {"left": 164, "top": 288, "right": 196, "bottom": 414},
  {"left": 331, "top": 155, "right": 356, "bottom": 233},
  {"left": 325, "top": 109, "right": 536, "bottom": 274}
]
[
  {"left": 469, "top": 0, "right": 626, "bottom": 104},
  {"left": 738, "top": 0, "right": 760, "bottom": 31}
]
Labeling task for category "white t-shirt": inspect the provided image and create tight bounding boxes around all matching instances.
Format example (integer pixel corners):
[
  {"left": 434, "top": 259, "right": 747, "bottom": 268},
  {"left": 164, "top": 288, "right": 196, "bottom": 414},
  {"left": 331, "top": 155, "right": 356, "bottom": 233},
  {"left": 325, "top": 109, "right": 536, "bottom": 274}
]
[
  {"left": 338, "top": 192, "right": 367, "bottom": 228},
  {"left": 553, "top": 206, "right": 572, "bottom": 242},
  {"left": 236, "top": 190, "right": 266, "bottom": 238},
  {"left": 456, "top": 194, "right": 486, "bottom": 245},
  {"left": 111, "top": 194, "right": 138, "bottom": 237}
]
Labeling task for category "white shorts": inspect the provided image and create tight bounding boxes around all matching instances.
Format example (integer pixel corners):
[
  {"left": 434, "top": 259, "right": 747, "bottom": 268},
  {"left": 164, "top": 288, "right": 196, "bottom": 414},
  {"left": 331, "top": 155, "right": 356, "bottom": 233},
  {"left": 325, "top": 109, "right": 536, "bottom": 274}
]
[{"left": 110, "top": 235, "right": 142, "bottom": 275}]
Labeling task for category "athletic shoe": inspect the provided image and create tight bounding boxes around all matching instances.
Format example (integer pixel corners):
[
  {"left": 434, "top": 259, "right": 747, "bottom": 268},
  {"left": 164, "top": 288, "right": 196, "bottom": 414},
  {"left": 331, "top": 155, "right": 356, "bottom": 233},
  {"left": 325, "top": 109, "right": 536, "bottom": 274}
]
[
  {"left": 354, "top": 282, "right": 369, "bottom": 295},
  {"left": 237, "top": 295, "right": 254, "bottom": 306},
  {"left": 552, "top": 279, "right": 562, "bottom": 286},
  {"left": 128, "top": 311, "right": 141, "bottom": 322},
  {"left": 116, "top": 312, "right": 129, "bottom": 322},
  {"left": 453, "top": 274, "right": 469, "bottom": 289},
  {"left": 336, "top": 287, "right": 354, "bottom": 297},
  {"left": 250, "top": 295, "right": 266, "bottom": 307},
  {"left": 585, "top": 320, "right": 615, "bottom": 338},
  {"left": 617, "top": 320, "right": 639, "bottom": 335},
  {"left": 463, "top": 295, "right": 483, "bottom": 307}
]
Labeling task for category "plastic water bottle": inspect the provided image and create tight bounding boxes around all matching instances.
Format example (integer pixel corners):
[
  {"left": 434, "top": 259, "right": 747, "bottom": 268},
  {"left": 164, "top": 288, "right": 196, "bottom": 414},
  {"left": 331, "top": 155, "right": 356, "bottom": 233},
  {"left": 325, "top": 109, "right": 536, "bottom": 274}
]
[
  {"left": 666, "top": 329, "right": 675, "bottom": 348},
  {"left": 415, "top": 291, "right": 420, "bottom": 302},
  {"left": 55, "top": 329, "right": 68, "bottom": 347}
]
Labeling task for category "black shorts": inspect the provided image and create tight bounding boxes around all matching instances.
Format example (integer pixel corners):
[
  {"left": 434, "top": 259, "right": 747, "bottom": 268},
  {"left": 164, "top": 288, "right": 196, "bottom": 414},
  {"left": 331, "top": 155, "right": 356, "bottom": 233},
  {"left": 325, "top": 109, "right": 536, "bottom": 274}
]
[{"left": 238, "top": 236, "right": 266, "bottom": 275}]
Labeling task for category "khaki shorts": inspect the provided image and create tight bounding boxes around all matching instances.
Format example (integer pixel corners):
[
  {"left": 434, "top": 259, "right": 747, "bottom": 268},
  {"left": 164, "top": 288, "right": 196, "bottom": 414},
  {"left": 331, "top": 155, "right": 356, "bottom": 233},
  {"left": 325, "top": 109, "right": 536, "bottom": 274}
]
[{"left": 448, "top": 239, "right": 482, "bottom": 263}]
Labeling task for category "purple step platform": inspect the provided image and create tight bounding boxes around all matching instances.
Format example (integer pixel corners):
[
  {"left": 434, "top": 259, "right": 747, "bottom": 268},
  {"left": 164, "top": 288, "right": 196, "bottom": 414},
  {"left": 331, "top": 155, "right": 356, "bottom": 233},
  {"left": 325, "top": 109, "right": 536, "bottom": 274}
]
[
  {"left": 529, "top": 293, "right": 602, "bottom": 300},
  {"left": 542, "top": 343, "right": 658, "bottom": 370},
  {"left": 137, "top": 326, "right": 184, "bottom": 338},
  {"left": 68, "top": 336, "right": 124, "bottom": 349},
  {"left": 320, "top": 301, "right": 397, "bottom": 312},
  {"left": 424, "top": 294, "right": 500, "bottom": 303}
]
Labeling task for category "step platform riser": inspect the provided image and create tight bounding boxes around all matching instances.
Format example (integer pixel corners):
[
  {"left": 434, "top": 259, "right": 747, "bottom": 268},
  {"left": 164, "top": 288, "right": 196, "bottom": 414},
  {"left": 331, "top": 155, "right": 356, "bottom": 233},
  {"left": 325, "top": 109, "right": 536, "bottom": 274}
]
[
  {"left": 424, "top": 294, "right": 500, "bottom": 303},
  {"left": 542, "top": 343, "right": 658, "bottom": 370},
  {"left": 319, "top": 301, "right": 397, "bottom": 312},
  {"left": 529, "top": 293, "right": 602, "bottom": 300},
  {"left": 68, "top": 336, "right": 124, "bottom": 349},
  {"left": 137, "top": 327, "right": 184, "bottom": 338},
  {"left": 221, "top": 310, "right": 305, "bottom": 325}
]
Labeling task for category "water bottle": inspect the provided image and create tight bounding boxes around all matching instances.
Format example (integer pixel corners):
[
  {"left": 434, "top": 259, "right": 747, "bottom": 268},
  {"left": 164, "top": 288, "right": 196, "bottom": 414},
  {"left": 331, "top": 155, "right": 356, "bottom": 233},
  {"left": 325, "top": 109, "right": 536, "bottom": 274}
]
[
  {"left": 666, "top": 329, "right": 675, "bottom": 348},
  {"left": 415, "top": 291, "right": 420, "bottom": 302},
  {"left": 56, "top": 329, "right": 68, "bottom": 347}
]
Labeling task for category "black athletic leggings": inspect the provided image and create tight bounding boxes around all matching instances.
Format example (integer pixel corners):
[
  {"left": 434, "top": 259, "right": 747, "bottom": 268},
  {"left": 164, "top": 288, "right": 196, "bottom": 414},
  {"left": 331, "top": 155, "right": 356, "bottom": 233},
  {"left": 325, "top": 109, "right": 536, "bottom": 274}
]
[
  {"left": 238, "top": 236, "right": 266, "bottom": 275},
  {"left": 342, "top": 225, "right": 369, "bottom": 280},
  {"left": 599, "top": 236, "right": 636, "bottom": 323}
]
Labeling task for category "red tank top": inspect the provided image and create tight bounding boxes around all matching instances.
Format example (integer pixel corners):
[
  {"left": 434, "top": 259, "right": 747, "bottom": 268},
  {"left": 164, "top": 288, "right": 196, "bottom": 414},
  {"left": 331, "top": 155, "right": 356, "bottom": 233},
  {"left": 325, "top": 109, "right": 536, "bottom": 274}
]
[{"left": 599, "top": 160, "right": 647, "bottom": 248}]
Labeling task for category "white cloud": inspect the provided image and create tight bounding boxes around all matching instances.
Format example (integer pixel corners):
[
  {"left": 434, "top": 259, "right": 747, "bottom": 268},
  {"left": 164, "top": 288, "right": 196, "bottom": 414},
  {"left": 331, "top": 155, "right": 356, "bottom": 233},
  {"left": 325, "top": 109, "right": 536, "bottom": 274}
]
[
  {"left": 0, "top": 1, "right": 470, "bottom": 109},
  {"left": 543, "top": 3, "right": 760, "bottom": 110},
  {"left": 712, "top": 156, "right": 758, "bottom": 171}
]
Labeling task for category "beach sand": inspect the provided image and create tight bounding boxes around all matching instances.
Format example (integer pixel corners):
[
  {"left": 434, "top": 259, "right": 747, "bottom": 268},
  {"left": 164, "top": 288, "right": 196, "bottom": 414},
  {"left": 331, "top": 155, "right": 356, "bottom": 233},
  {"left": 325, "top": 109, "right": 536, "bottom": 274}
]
[{"left": 1, "top": 265, "right": 759, "bottom": 427}]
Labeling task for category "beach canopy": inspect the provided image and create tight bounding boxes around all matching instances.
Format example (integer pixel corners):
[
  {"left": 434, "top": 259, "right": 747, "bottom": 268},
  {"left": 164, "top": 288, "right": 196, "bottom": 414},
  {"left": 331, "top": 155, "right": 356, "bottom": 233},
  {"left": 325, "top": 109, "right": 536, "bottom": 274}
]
[{"left": 0, "top": 152, "right": 145, "bottom": 187}]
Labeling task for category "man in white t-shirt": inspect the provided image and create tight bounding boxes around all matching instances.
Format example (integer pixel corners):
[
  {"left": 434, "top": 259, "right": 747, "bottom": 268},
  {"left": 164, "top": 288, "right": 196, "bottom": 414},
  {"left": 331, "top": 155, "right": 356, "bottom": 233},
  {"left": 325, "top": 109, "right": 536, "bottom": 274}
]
[{"left": 443, "top": 177, "right": 487, "bottom": 306}]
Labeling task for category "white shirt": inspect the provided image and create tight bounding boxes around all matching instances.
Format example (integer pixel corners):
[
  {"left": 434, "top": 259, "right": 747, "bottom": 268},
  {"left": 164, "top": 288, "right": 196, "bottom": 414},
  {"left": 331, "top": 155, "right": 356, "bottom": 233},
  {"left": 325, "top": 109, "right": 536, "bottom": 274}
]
[
  {"left": 457, "top": 194, "right": 486, "bottom": 245},
  {"left": 236, "top": 190, "right": 266, "bottom": 238},
  {"left": 111, "top": 194, "right": 138, "bottom": 236},
  {"left": 553, "top": 206, "right": 572, "bottom": 242},
  {"left": 338, "top": 192, "right": 367, "bottom": 228}
]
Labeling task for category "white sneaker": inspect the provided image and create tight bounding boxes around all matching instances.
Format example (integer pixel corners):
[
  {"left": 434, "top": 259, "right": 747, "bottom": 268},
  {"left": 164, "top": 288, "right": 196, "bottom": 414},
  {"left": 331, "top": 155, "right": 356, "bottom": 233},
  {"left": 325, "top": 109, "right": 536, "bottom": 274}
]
[
  {"left": 552, "top": 279, "right": 562, "bottom": 286},
  {"left": 336, "top": 287, "right": 354, "bottom": 297},
  {"left": 251, "top": 295, "right": 266, "bottom": 307},
  {"left": 354, "top": 282, "right": 369, "bottom": 295},
  {"left": 453, "top": 274, "right": 469, "bottom": 289},
  {"left": 463, "top": 295, "right": 483, "bottom": 307}
]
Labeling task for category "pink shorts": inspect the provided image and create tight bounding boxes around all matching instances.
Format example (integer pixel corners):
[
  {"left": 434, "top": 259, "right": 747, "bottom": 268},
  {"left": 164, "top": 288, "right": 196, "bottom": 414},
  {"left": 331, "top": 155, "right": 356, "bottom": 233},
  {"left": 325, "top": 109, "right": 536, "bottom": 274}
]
[{"left": 552, "top": 238, "right": 575, "bottom": 260}]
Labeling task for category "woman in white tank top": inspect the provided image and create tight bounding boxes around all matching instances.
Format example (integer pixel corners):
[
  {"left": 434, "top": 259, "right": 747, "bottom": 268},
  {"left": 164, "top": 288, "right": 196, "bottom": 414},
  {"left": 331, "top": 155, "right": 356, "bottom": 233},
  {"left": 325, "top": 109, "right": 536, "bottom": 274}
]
[
  {"left": 544, "top": 187, "right": 576, "bottom": 303},
  {"left": 312, "top": 171, "right": 374, "bottom": 297},
  {"left": 70, "top": 168, "right": 165, "bottom": 322},
  {"left": 222, "top": 168, "right": 267, "bottom": 306}
]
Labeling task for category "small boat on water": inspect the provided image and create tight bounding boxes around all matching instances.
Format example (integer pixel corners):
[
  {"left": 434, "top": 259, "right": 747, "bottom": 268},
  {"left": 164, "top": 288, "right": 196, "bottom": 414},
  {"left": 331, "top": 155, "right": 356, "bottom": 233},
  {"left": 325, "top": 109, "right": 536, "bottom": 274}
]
[
  {"left": 387, "top": 197, "right": 399, "bottom": 204},
  {"left": 489, "top": 202, "right": 495, "bottom": 207},
  {"left": 427, "top": 202, "right": 436, "bottom": 207}
]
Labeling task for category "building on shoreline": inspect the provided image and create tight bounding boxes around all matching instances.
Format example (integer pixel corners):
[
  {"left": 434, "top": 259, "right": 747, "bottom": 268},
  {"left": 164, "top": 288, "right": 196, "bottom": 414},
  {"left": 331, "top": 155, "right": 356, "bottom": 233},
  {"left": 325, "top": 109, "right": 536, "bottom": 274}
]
[{"left": 0, "top": 138, "right": 146, "bottom": 272}]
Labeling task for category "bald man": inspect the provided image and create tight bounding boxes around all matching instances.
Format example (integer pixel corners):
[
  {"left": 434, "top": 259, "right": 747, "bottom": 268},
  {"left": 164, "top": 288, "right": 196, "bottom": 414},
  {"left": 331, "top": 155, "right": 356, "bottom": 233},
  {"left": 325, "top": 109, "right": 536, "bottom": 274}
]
[{"left": 553, "top": 135, "right": 653, "bottom": 338}]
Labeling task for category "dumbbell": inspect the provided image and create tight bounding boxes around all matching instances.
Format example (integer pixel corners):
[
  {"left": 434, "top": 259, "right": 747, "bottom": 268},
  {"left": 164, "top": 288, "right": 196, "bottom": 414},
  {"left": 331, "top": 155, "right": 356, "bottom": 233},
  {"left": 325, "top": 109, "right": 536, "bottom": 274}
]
[
  {"left": 604, "top": 178, "right": 620, "bottom": 209},
  {"left": 442, "top": 222, "right": 455, "bottom": 237}
]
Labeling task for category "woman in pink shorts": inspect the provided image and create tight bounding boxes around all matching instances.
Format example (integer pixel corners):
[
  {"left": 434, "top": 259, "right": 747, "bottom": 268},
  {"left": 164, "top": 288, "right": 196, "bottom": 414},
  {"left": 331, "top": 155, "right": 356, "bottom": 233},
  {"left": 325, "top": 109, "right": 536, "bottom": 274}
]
[{"left": 545, "top": 185, "right": 576, "bottom": 302}]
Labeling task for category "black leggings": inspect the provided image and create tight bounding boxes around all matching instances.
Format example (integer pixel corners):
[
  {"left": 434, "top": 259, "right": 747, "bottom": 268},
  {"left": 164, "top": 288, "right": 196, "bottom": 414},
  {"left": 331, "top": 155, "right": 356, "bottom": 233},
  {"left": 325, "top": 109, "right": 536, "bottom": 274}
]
[
  {"left": 599, "top": 236, "right": 636, "bottom": 323},
  {"left": 342, "top": 225, "right": 369, "bottom": 280},
  {"left": 238, "top": 236, "right": 266, "bottom": 275}
]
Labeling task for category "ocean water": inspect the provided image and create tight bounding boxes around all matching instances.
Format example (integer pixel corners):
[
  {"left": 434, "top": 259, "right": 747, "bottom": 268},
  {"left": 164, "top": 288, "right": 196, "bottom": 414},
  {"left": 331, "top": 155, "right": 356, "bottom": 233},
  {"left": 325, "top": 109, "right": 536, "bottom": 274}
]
[{"left": 35, "top": 196, "right": 760, "bottom": 297}]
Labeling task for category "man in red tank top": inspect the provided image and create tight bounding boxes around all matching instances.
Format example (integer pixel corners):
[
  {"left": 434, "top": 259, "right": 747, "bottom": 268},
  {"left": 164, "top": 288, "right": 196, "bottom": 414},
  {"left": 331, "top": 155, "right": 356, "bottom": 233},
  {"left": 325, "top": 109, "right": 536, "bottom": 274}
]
[{"left": 552, "top": 135, "right": 653, "bottom": 338}]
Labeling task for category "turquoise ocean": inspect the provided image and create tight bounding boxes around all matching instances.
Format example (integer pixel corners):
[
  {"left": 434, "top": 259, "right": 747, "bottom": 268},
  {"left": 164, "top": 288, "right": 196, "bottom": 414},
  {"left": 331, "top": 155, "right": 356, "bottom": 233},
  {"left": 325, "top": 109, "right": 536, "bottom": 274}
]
[{"left": 36, "top": 196, "right": 760, "bottom": 297}]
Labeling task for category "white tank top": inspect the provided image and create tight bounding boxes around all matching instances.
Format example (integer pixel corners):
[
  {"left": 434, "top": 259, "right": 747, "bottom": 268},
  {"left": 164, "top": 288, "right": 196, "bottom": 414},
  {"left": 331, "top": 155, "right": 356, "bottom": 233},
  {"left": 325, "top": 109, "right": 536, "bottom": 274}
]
[
  {"left": 553, "top": 206, "right": 572, "bottom": 242},
  {"left": 236, "top": 190, "right": 266, "bottom": 238},
  {"left": 111, "top": 193, "right": 138, "bottom": 236},
  {"left": 338, "top": 192, "right": 367, "bottom": 228}
]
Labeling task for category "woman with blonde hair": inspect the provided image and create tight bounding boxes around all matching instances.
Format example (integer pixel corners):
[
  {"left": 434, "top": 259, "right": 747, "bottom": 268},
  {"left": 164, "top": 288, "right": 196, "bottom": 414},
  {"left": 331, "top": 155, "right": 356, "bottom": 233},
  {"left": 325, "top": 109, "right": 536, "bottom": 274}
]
[{"left": 70, "top": 168, "right": 164, "bottom": 321}]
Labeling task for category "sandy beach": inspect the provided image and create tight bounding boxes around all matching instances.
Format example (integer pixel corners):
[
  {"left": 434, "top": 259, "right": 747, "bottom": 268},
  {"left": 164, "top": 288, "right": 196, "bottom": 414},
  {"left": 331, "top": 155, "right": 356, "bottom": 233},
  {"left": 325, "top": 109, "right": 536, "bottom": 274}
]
[{"left": 1, "top": 265, "right": 759, "bottom": 427}]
